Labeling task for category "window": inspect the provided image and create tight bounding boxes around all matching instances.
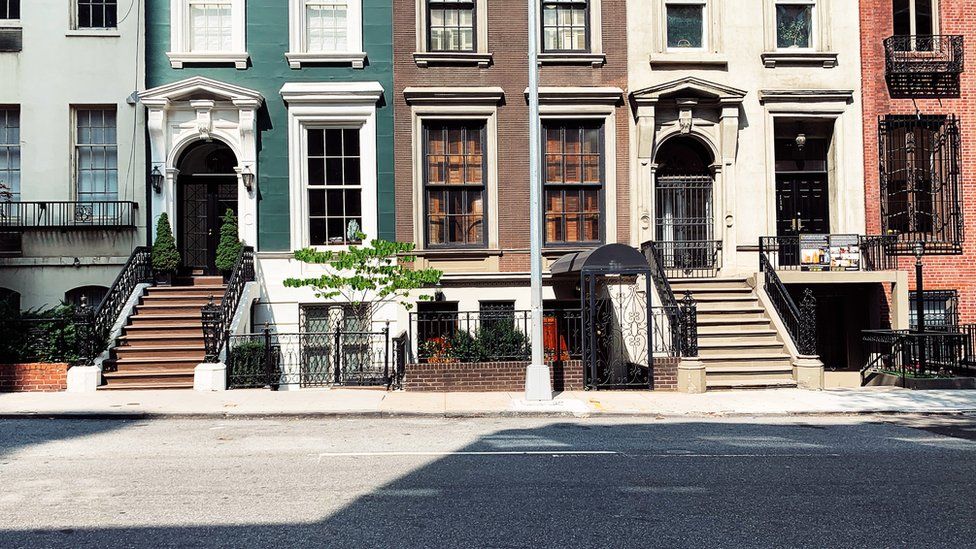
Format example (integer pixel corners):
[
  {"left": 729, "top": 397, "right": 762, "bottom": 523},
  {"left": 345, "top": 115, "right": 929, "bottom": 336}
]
[
  {"left": 893, "top": 0, "right": 935, "bottom": 36},
  {"left": 74, "top": 108, "right": 118, "bottom": 202},
  {"left": 428, "top": 0, "right": 475, "bottom": 52},
  {"left": 909, "top": 290, "right": 958, "bottom": 330},
  {"left": 541, "top": 0, "right": 588, "bottom": 52},
  {"left": 76, "top": 0, "right": 118, "bottom": 29},
  {"left": 543, "top": 122, "right": 602, "bottom": 245},
  {"left": 190, "top": 1, "right": 233, "bottom": 52},
  {"left": 64, "top": 286, "right": 109, "bottom": 309},
  {"left": 666, "top": 0, "right": 705, "bottom": 49},
  {"left": 424, "top": 122, "right": 486, "bottom": 248},
  {"left": 775, "top": 0, "right": 814, "bottom": 49},
  {"left": 305, "top": 1, "right": 348, "bottom": 52},
  {"left": 306, "top": 128, "right": 362, "bottom": 246},
  {"left": 0, "top": 287, "right": 20, "bottom": 311},
  {"left": 0, "top": 1, "right": 19, "bottom": 20},
  {"left": 0, "top": 107, "right": 19, "bottom": 202}
]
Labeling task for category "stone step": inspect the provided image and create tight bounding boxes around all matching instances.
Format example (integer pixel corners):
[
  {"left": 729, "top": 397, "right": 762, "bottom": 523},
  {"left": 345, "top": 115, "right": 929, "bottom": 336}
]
[
  {"left": 132, "top": 304, "right": 205, "bottom": 317},
  {"left": 697, "top": 328, "right": 780, "bottom": 339},
  {"left": 118, "top": 334, "right": 205, "bottom": 346},
  {"left": 123, "top": 323, "right": 204, "bottom": 334},
  {"left": 706, "top": 378, "right": 798, "bottom": 390},
  {"left": 697, "top": 341, "right": 787, "bottom": 357},
  {"left": 141, "top": 295, "right": 223, "bottom": 306},
  {"left": 105, "top": 357, "right": 202, "bottom": 370},
  {"left": 146, "top": 285, "right": 226, "bottom": 296},
  {"left": 705, "top": 362, "right": 794, "bottom": 375},
  {"left": 112, "top": 345, "right": 206, "bottom": 360},
  {"left": 689, "top": 294, "right": 758, "bottom": 303},
  {"left": 696, "top": 310, "right": 768, "bottom": 321},
  {"left": 97, "top": 381, "right": 193, "bottom": 390},
  {"left": 695, "top": 301, "right": 762, "bottom": 312},
  {"left": 697, "top": 318, "right": 774, "bottom": 331},
  {"left": 699, "top": 354, "right": 793, "bottom": 370}
]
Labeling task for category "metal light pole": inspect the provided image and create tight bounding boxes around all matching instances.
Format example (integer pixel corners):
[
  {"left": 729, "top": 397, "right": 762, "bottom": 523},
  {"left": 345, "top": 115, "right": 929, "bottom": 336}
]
[{"left": 524, "top": 0, "right": 553, "bottom": 400}]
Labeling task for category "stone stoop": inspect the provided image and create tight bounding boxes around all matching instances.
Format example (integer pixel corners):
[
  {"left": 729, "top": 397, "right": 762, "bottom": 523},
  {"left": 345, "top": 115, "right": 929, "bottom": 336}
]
[
  {"left": 671, "top": 277, "right": 797, "bottom": 390},
  {"left": 98, "top": 280, "right": 226, "bottom": 390}
]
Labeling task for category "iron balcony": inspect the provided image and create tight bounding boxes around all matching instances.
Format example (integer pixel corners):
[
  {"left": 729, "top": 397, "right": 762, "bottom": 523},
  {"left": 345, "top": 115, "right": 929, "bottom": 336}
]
[
  {"left": 884, "top": 35, "right": 964, "bottom": 97},
  {"left": 0, "top": 201, "right": 138, "bottom": 230}
]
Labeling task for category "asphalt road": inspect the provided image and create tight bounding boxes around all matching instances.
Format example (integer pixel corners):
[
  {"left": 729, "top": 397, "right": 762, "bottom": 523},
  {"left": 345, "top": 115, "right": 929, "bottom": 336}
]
[{"left": 1, "top": 414, "right": 975, "bottom": 548}]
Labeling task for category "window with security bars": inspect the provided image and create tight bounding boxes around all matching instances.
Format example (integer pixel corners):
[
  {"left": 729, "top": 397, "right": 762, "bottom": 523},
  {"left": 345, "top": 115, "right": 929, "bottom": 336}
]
[
  {"left": 544, "top": 122, "right": 602, "bottom": 245},
  {"left": 305, "top": 1, "right": 348, "bottom": 52},
  {"left": 655, "top": 176, "right": 713, "bottom": 243},
  {"left": 0, "top": 1, "right": 19, "bottom": 20},
  {"left": 0, "top": 107, "right": 19, "bottom": 202},
  {"left": 424, "top": 122, "right": 486, "bottom": 248},
  {"left": 909, "top": 290, "right": 958, "bottom": 330},
  {"left": 306, "top": 128, "right": 362, "bottom": 246},
  {"left": 190, "top": 1, "right": 233, "bottom": 52},
  {"left": 428, "top": 0, "right": 475, "bottom": 51},
  {"left": 75, "top": 108, "right": 118, "bottom": 203},
  {"left": 878, "top": 114, "right": 962, "bottom": 250},
  {"left": 76, "top": 0, "right": 117, "bottom": 28},
  {"left": 541, "top": 0, "right": 588, "bottom": 52}
]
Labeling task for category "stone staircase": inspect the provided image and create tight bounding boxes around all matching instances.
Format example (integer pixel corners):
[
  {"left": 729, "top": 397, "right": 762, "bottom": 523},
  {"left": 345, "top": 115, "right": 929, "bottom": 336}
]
[
  {"left": 670, "top": 277, "right": 797, "bottom": 390},
  {"left": 99, "top": 277, "right": 225, "bottom": 390}
]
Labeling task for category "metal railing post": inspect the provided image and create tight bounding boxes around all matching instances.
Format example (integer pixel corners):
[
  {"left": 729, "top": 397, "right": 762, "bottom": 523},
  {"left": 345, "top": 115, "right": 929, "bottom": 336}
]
[
  {"left": 263, "top": 322, "right": 273, "bottom": 390},
  {"left": 799, "top": 288, "right": 818, "bottom": 356},
  {"left": 680, "top": 291, "right": 698, "bottom": 357},
  {"left": 334, "top": 328, "right": 342, "bottom": 385},
  {"left": 384, "top": 322, "right": 391, "bottom": 388}
]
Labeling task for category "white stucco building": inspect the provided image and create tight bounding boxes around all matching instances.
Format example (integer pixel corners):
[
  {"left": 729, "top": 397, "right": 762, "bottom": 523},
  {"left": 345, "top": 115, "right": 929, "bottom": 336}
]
[{"left": 0, "top": 0, "right": 147, "bottom": 310}]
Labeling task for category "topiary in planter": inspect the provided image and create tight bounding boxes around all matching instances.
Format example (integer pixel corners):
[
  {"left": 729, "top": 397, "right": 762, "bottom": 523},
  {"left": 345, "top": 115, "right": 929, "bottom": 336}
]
[
  {"left": 215, "top": 208, "right": 243, "bottom": 275},
  {"left": 151, "top": 213, "right": 181, "bottom": 279}
]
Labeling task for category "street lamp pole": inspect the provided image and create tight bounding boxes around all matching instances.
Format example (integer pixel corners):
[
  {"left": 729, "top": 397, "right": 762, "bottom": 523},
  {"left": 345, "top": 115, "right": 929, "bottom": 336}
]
[{"left": 524, "top": 0, "right": 552, "bottom": 400}]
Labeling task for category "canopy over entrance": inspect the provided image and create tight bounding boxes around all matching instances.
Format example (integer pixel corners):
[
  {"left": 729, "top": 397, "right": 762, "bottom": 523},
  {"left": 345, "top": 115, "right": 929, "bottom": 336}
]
[{"left": 550, "top": 243, "right": 651, "bottom": 277}]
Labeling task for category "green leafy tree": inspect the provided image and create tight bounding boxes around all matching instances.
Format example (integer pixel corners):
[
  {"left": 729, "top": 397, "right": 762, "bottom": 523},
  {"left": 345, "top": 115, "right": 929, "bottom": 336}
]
[
  {"left": 283, "top": 238, "right": 443, "bottom": 321},
  {"left": 215, "top": 208, "right": 243, "bottom": 273},
  {"left": 151, "top": 213, "right": 181, "bottom": 273}
]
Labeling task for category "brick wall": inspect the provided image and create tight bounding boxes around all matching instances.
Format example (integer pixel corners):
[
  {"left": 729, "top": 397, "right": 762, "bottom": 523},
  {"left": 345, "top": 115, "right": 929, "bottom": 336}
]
[
  {"left": 860, "top": 0, "right": 976, "bottom": 323},
  {"left": 0, "top": 363, "right": 69, "bottom": 392},
  {"left": 403, "top": 358, "right": 681, "bottom": 392}
]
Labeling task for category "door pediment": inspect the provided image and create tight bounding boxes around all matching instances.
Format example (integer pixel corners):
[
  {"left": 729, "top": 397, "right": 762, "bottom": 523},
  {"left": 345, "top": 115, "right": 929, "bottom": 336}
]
[
  {"left": 139, "top": 76, "right": 264, "bottom": 107},
  {"left": 631, "top": 77, "right": 747, "bottom": 105}
]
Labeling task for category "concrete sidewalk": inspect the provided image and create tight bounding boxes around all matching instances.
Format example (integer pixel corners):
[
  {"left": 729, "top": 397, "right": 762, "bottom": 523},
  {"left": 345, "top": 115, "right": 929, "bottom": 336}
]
[{"left": 1, "top": 386, "right": 976, "bottom": 418}]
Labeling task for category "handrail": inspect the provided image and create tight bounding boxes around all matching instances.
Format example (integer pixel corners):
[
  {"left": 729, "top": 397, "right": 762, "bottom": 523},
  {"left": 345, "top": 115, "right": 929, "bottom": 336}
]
[
  {"left": 759, "top": 251, "right": 817, "bottom": 356},
  {"left": 642, "top": 241, "right": 697, "bottom": 357},
  {"left": 202, "top": 246, "right": 255, "bottom": 362},
  {"left": 0, "top": 201, "right": 139, "bottom": 230},
  {"left": 78, "top": 246, "right": 153, "bottom": 362}
]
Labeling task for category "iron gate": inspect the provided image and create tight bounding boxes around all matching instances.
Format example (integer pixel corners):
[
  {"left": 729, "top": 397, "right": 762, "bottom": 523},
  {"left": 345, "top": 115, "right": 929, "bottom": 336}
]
[{"left": 581, "top": 270, "right": 652, "bottom": 389}]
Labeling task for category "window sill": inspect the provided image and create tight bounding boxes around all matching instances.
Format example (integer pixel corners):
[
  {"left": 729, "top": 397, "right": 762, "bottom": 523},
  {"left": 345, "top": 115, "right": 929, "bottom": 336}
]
[
  {"left": 649, "top": 52, "right": 728, "bottom": 68},
  {"left": 413, "top": 51, "right": 493, "bottom": 68},
  {"left": 761, "top": 51, "right": 838, "bottom": 68},
  {"left": 65, "top": 29, "right": 121, "bottom": 37},
  {"left": 0, "top": 21, "right": 21, "bottom": 29},
  {"left": 414, "top": 248, "right": 502, "bottom": 258},
  {"left": 286, "top": 51, "right": 367, "bottom": 69},
  {"left": 167, "top": 51, "right": 250, "bottom": 70},
  {"left": 538, "top": 52, "right": 605, "bottom": 67}
]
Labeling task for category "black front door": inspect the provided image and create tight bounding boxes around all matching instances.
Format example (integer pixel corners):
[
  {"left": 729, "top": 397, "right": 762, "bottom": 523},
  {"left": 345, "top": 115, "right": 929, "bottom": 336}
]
[
  {"left": 179, "top": 176, "right": 237, "bottom": 275},
  {"left": 776, "top": 175, "right": 830, "bottom": 237}
]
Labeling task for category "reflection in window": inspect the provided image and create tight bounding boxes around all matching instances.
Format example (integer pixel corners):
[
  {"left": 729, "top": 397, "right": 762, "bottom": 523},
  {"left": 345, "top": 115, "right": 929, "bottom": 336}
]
[
  {"left": 306, "top": 128, "right": 362, "bottom": 245},
  {"left": 666, "top": 1, "right": 704, "bottom": 49},
  {"left": 424, "top": 122, "right": 486, "bottom": 248},
  {"left": 776, "top": 0, "right": 814, "bottom": 49},
  {"left": 544, "top": 122, "right": 602, "bottom": 245}
]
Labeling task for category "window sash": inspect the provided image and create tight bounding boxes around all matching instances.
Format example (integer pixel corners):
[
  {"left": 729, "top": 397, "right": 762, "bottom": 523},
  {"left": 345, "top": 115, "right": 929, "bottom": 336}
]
[
  {"left": 0, "top": 0, "right": 20, "bottom": 20},
  {"left": 423, "top": 122, "right": 487, "bottom": 248},
  {"left": 306, "top": 128, "right": 363, "bottom": 246},
  {"left": 543, "top": 123, "right": 603, "bottom": 245},
  {"left": 77, "top": 0, "right": 118, "bottom": 29},
  {"left": 0, "top": 107, "right": 20, "bottom": 202},
  {"left": 893, "top": 0, "right": 935, "bottom": 36},
  {"left": 188, "top": 1, "right": 234, "bottom": 52},
  {"left": 305, "top": 1, "right": 349, "bottom": 52},
  {"left": 665, "top": 1, "right": 705, "bottom": 49},
  {"left": 541, "top": 0, "right": 589, "bottom": 52},
  {"left": 75, "top": 108, "right": 118, "bottom": 202},
  {"left": 775, "top": 0, "right": 815, "bottom": 50},
  {"left": 428, "top": 0, "right": 476, "bottom": 52}
]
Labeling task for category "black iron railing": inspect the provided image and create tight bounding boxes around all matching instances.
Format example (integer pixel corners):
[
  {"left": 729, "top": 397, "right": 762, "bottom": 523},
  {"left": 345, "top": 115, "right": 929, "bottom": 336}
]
[
  {"left": 226, "top": 326, "right": 392, "bottom": 389},
  {"left": 409, "top": 309, "right": 583, "bottom": 364},
  {"left": 642, "top": 241, "right": 698, "bottom": 358},
  {"left": 885, "top": 35, "right": 964, "bottom": 75},
  {"left": 202, "top": 246, "right": 255, "bottom": 362},
  {"left": 0, "top": 315, "right": 90, "bottom": 364},
  {"left": 862, "top": 328, "right": 971, "bottom": 384},
  {"left": 758, "top": 235, "right": 897, "bottom": 271},
  {"left": 759, "top": 252, "right": 817, "bottom": 356},
  {"left": 0, "top": 201, "right": 138, "bottom": 230},
  {"left": 647, "top": 240, "right": 722, "bottom": 279}
]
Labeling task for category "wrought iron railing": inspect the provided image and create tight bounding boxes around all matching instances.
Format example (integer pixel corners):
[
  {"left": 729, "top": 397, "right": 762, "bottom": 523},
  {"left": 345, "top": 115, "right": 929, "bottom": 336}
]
[
  {"left": 202, "top": 246, "right": 255, "bottom": 362},
  {"left": 646, "top": 240, "right": 722, "bottom": 279},
  {"left": 759, "top": 252, "right": 817, "bottom": 356},
  {"left": 0, "top": 315, "right": 90, "bottom": 364},
  {"left": 642, "top": 241, "right": 698, "bottom": 357},
  {"left": 226, "top": 326, "right": 393, "bottom": 389},
  {"left": 884, "top": 35, "right": 964, "bottom": 75},
  {"left": 758, "top": 235, "right": 897, "bottom": 272},
  {"left": 74, "top": 246, "right": 152, "bottom": 363},
  {"left": 0, "top": 201, "right": 138, "bottom": 230},
  {"left": 862, "top": 328, "right": 971, "bottom": 384}
]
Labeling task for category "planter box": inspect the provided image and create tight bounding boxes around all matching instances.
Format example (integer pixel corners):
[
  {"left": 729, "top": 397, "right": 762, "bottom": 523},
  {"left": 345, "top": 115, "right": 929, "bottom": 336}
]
[
  {"left": 863, "top": 371, "right": 976, "bottom": 390},
  {"left": 0, "top": 362, "right": 70, "bottom": 392}
]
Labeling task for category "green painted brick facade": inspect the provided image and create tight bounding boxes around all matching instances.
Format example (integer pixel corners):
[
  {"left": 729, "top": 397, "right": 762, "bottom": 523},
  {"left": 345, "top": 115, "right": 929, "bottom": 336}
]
[{"left": 145, "top": 0, "right": 395, "bottom": 251}]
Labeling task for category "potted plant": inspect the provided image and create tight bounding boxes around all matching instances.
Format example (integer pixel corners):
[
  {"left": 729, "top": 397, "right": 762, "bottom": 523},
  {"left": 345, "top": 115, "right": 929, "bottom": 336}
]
[
  {"left": 151, "top": 213, "right": 181, "bottom": 286},
  {"left": 214, "top": 208, "right": 243, "bottom": 282}
]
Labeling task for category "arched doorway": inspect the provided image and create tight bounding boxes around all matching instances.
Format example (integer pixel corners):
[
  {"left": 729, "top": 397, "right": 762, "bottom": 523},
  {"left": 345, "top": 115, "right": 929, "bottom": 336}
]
[
  {"left": 654, "top": 136, "right": 718, "bottom": 275},
  {"left": 176, "top": 140, "right": 239, "bottom": 275}
]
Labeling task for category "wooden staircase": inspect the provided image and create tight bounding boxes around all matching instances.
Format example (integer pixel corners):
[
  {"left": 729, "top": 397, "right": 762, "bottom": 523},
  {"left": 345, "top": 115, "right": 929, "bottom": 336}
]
[
  {"left": 99, "top": 276, "right": 226, "bottom": 390},
  {"left": 671, "top": 277, "right": 798, "bottom": 390}
]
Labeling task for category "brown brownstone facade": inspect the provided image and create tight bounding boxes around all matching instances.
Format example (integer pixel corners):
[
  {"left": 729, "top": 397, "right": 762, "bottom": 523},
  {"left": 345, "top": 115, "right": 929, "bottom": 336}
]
[
  {"left": 393, "top": 0, "right": 630, "bottom": 273},
  {"left": 0, "top": 363, "right": 69, "bottom": 392},
  {"left": 860, "top": 0, "right": 976, "bottom": 322}
]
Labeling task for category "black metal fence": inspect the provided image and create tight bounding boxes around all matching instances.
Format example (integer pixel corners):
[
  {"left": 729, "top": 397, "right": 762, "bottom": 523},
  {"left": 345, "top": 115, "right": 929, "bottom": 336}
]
[
  {"left": 202, "top": 246, "right": 255, "bottom": 362},
  {"left": 0, "top": 201, "right": 138, "bottom": 230},
  {"left": 759, "top": 252, "right": 818, "bottom": 356},
  {"left": 0, "top": 315, "right": 90, "bottom": 364},
  {"left": 648, "top": 240, "right": 722, "bottom": 279},
  {"left": 862, "top": 328, "right": 972, "bottom": 383},
  {"left": 226, "top": 326, "right": 394, "bottom": 389},
  {"left": 758, "top": 235, "right": 897, "bottom": 272}
]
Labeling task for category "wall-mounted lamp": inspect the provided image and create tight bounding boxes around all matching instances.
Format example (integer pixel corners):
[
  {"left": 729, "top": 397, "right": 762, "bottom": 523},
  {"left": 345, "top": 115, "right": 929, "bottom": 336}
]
[
  {"left": 795, "top": 133, "right": 807, "bottom": 151},
  {"left": 72, "top": 257, "right": 81, "bottom": 268},
  {"left": 241, "top": 165, "right": 255, "bottom": 192},
  {"left": 150, "top": 165, "right": 164, "bottom": 194}
]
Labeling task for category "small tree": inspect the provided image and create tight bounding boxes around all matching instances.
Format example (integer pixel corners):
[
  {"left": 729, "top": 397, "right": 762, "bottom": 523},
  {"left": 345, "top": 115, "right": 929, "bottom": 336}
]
[
  {"left": 151, "top": 213, "right": 181, "bottom": 273},
  {"left": 215, "top": 208, "right": 243, "bottom": 273},
  {"left": 283, "top": 238, "right": 443, "bottom": 321}
]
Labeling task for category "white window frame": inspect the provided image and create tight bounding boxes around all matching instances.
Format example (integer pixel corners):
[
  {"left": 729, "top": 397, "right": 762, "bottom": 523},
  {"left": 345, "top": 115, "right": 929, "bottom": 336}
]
[
  {"left": 287, "top": 0, "right": 366, "bottom": 69},
  {"left": 167, "top": 0, "right": 249, "bottom": 69},
  {"left": 414, "top": 0, "right": 492, "bottom": 67},
  {"left": 282, "top": 82, "right": 382, "bottom": 250},
  {"left": 651, "top": 0, "right": 725, "bottom": 66},
  {"left": 0, "top": 0, "right": 19, "bottom": 23},
  {"left": 0, "top": 106, "right": 20, "bottom": 202},
  {"left": 534, "top": 0, "right": 604, "bottom": 66},
  {"left": 895, "top": 0, "right": 940, "bottom": 36},
  {"left": 760, "top": 0, "right": 836, "bottom": 67},
  {"left": 772, "top": 0, "right": 816, "bottom": 51},
  {"left": 664, "top": 0, "right": 707, "bottom": 52},
  {"left": 72, "top": 105, "right": 119, "bottom": 203}
]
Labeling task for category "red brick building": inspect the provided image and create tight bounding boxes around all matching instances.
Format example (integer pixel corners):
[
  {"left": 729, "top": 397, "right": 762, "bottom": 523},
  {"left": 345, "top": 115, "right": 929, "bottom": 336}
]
[{"left": 860, "top": 0, "right": 973, "bottom": 326}]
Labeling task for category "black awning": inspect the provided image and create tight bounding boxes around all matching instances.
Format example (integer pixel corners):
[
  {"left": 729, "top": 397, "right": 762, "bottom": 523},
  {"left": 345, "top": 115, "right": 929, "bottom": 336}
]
[{"left": 549, "top": 244, "right": 650, "bottom": 277}]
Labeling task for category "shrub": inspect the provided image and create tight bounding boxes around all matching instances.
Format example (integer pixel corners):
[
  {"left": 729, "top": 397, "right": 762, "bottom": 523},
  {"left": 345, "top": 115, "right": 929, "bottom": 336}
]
[
  {"left": 215, "top": 209, "right": 243, "bottom": 273},
  {"left": 151, "top": 213, "right": 181, "bottom": 273}
]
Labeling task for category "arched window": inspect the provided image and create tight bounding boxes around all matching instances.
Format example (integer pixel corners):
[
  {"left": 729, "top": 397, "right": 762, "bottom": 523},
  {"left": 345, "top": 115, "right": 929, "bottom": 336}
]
[
  {"left": 0, "top": 287, "right": 20, "bottom": 311},
  {"left": 64, "top": 286, "right": 109, "bottom": 309}
]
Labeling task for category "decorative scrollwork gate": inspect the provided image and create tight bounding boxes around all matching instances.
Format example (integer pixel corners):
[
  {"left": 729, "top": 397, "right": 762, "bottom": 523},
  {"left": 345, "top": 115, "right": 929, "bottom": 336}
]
[{"left": 581, "top": 270, "right": 653, "bottom": 389}]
